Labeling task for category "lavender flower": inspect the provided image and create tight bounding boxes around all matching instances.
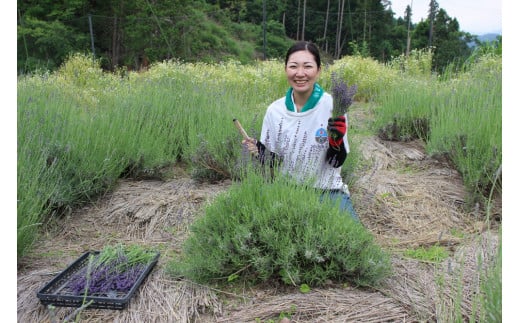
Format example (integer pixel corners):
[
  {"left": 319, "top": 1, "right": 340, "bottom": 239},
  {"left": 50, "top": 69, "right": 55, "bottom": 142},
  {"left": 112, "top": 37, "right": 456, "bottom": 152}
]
[
  {"left": 331, "top": 72, "right": 358, "bottom": 116},
  {"left": 65, "top": 247, "right": 155, "bottom": 297},
  {"left": 66, "top": 261, "right": 147, "bottom": 296}
]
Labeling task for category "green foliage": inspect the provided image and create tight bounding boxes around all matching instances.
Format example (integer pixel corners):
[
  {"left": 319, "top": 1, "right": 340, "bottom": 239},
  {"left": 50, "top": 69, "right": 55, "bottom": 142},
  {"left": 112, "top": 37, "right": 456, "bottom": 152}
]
[
  {"left": 16, "top": 54, "right": 289, "bottom": 258},
  {"left": 17, "top": 0, "right": 483, "bottom": 74},
  {"left": 466, "top": 36, "right": 502, "bottom": 66},
  {"left": 56, "top": 53, "right": 106, "bottom": 88},
  {"left": 263, "top": 20, "right": 294, "bottom": 59},
  {"left": 167, "top": 172, "right": 392, "bottom": 287},
  {"left": 429, "top": 56, "right": 502, "bottom": 204},
  {"left": 172, "top": 7, "right": 255, "bottom": 63},
  {"left": 374, "top": 54, "right": 501, "bottom": 205},
  {"left": 17, "top": 61, "right": 127, "bottom": 257},
  {"left": 349, "top": 40, "right": 371, "bottom": 58},
  {"left": 387, "top": 48, "right": 434, "bottom": 78},
  {"left": 17, "top": 146, "right": 60, "bottom": 258},
  {"left": 17, "top": 9, "right": 89, "bottom": 73},
  {"left": 326, "top": 55, "right": 399, "bottom": 101},
  {"left": 403, "top": 245, "right": 449, "bottom": 263},
  {"left": 479, "top": 240, "right": 501, "bottom": 322},
  {"left": 299, "top": 283, "right": 311, "bottom": 293},
  {"left": 410, "top": 10, "right": 473, "bottom": 73},
  {"left": 373, "top": 78, "right": 432, "bottom": 142},
  {"left": 432, "top": 10, "right": 473, "bottom": 72}
]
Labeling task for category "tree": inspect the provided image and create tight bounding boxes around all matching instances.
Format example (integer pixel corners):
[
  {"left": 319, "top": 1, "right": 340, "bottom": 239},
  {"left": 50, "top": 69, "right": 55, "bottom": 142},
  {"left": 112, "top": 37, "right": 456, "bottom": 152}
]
[
  {"left": 322, "top": 0, "right": 330, "bottom": 52},
  {"left": 366, "top": 0, "right": 394, "bottom": 60},
  {"left": 428, "top": 0, "right": 438, "bottom": 47},
  {"left": 301, "top": 0, "right": 307, "bottom": 40},
  {"left": 17, "top": 0, "right": 483, "bottom": 73},
  {"left": 296, "top": 0, "right": 300, "bottom": 40},
  {"left": 412, "top": 8, "right": 472, "bottom": 72},
  {"left": 17, "top": 0, "right": 91, "bottom": 72},
  {"left": 335, "top": 0, "right": 345, "bottom": 59},
  {"left": 208, "top": 0, "right": 248, "bottom": 22},
  {"left": 430, "top": 8, "right": 471, "bottom": 71},
  {"left": 405, "top": 4, "right": 412, "bottom": 56},
  {"left": 389, "top": 18, "right": 408, "bottom": 57}
]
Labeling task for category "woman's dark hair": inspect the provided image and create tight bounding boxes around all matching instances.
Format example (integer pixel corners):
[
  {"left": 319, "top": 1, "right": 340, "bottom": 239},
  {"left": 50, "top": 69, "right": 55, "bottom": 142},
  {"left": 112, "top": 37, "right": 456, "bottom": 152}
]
[{"left": 284, "top": 41, "right": 321, "bottom": 69}]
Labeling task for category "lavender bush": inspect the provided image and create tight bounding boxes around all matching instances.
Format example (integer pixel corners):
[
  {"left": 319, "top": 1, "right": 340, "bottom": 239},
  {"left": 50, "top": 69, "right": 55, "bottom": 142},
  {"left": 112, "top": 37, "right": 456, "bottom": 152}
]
[{"left": 168, "top": 172, "right": 392, "bottom": 288}]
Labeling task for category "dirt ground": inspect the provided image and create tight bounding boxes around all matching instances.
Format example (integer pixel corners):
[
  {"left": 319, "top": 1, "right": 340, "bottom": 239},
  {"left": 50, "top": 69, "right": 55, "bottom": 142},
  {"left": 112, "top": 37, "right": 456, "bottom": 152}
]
[{"left": 17, "top": 108, "right": 501, "bottom": 322}]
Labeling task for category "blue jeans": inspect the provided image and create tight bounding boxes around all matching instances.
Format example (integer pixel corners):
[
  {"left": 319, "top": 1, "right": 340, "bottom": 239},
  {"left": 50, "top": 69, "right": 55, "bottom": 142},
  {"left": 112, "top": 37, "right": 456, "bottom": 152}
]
[{"left": 320, "top": 190, "right": 360, "bottom": 222}]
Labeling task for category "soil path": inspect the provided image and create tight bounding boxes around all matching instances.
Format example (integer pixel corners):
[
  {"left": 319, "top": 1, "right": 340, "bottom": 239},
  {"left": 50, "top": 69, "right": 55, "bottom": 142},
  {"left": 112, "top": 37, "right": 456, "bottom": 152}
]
[{"left": 17, "top": 105, "right": 501, "bottom": 322}]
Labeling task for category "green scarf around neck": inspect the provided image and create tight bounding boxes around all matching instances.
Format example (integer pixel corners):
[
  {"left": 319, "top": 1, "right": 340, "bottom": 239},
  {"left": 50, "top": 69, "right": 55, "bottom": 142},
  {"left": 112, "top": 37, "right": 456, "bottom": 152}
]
[{"left": 285, "top": 83, "right": 324, "bottom": 113}]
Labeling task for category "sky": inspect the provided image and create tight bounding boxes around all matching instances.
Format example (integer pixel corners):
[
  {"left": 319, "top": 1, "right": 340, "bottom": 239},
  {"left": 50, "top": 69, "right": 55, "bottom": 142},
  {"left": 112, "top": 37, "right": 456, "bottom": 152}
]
[{"left": 389, "top": 0, "right": 502, "bottom": 35}]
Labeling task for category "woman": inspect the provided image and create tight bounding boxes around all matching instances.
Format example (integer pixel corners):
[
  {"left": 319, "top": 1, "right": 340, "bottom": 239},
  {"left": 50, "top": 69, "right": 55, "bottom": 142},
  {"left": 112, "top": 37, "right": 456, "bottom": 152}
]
[{"left": 244, "top": 41, "right": 359, "bottom": 221}]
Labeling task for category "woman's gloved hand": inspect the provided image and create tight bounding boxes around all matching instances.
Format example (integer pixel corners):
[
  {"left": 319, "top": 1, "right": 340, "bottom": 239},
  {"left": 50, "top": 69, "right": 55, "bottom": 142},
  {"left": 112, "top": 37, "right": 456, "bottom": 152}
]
[
  {"left": 327, "top": 116, "right": 347, "bottom": 147},
  {"left": 326, "top": 141, "right": 347, "bottom": 168}
]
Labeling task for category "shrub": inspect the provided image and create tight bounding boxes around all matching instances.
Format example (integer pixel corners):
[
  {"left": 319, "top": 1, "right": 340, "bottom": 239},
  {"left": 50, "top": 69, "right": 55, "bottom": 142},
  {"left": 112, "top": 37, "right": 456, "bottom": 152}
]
[
  {"left": 326, "top": 55, "right": 398, "bottom": 101},
  {"left": 387, "top": 48, "right": 434, "bottom": 78},
  {"left": 168, "top": 172, "right": 391, "bottom": 287}
]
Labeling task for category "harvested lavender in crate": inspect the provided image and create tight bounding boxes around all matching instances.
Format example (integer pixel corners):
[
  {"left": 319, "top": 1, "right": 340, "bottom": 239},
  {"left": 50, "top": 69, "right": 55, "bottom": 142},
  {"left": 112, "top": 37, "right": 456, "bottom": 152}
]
[
  {"left": 37, "top": 244, "right": 159, "bottom": 310},
  {"left": 66, "top": 244, "right": 156, "bottom": 296}
]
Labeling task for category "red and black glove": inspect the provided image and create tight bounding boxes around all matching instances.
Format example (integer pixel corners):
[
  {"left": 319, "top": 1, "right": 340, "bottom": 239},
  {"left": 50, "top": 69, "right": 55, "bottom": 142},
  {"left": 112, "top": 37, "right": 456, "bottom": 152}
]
[
  {"left": 327, "top": 116, "right": 347, "bottom": 147},
  {"left": 326, "top": 140, "right": 347, "bottom": 168}
]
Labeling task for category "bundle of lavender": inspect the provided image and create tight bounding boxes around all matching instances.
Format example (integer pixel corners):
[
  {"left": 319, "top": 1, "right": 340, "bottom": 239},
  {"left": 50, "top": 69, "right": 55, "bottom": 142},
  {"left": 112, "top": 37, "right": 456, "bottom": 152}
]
[
  {"left": 330, "top": 72, "right": 358, "bottom": 117},
  {"left": 66, "top": 244, "right": 157, "bottom": 297}
]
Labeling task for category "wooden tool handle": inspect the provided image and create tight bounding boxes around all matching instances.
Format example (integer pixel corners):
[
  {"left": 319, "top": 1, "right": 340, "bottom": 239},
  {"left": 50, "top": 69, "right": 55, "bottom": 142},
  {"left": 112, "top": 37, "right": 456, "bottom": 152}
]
[
  {"left": 233, "top": 118, "right": 258, "bottom": 157},
  {"left": 233, "top": 118, "right": 251, "bottom": 140}
]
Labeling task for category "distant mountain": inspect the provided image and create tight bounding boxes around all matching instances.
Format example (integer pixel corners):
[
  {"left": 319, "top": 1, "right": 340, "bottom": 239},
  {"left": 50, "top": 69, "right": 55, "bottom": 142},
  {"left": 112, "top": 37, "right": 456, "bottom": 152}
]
[
  {"left": 467, "top": 33, "right": 501, "bottom": 48},
  {"left": 477, "top": 33, "right": 501, "bottom": 43}
]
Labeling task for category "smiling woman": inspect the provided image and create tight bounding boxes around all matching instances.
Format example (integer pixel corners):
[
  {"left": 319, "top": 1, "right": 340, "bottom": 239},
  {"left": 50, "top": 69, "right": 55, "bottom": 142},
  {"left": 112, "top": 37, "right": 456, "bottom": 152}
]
[
  {"left": 242, "top": 41, "right": 359, "bottom": 222},
  {"left": 285, "top": 46, "right": 321, "bottom": 112}
]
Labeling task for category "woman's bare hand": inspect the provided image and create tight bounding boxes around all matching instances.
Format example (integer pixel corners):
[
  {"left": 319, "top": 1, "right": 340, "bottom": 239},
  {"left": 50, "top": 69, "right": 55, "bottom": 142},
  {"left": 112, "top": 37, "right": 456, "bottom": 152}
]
[{"left": 242, "top": 137, "right": 258, "bottom": 155}]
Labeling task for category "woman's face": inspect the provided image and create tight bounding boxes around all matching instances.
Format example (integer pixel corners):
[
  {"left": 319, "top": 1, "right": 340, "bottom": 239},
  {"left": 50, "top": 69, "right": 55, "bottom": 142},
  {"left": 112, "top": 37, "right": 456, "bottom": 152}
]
[{"left": 285, "top": 50, "right": 321, "bottom": 95}]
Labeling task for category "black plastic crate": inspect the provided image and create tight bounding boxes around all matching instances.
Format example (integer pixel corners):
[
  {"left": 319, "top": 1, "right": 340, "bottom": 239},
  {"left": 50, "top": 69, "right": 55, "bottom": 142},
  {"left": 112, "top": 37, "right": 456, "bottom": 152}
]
[{"left": 37, "top": 250, "right": 160, "bottom": 310}]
